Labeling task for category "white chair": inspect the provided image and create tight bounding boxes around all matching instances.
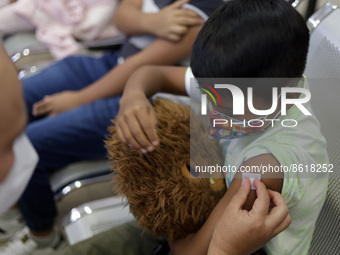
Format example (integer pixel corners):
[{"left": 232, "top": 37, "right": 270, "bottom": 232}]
[
  {"left": 304, "top": 2, "right": 340, "bottom": 254},
  {"left": 4, "top": 32, "right": 126, "bottom": 79}
]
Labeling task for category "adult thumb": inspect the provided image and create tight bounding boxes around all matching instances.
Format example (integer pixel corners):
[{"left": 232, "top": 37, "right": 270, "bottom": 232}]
[{"left": 228, "top": 178, "right": 252, "bottom": 210}]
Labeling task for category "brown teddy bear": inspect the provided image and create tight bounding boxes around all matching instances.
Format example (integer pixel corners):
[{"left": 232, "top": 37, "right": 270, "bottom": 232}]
[{"left": 106, "top": 98, "right": 266, "bottom": 255}]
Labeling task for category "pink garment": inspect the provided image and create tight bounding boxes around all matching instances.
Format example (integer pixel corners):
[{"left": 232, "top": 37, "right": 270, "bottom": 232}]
[{"left": 13, "top": 0, "right": 121, "bottom": 59}]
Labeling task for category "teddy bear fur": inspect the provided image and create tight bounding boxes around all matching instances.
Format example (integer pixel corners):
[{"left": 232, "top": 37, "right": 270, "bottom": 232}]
[{"left": 105, "top": 98, "right": 227, "bottom": 242}]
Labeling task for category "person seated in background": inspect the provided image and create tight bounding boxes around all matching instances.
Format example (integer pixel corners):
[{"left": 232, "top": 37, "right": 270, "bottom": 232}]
[
  {"left": 0, "top": 0, "right": 224, "bottom": 254},
  {"left": 0, "top": 0, "right": 122, "bottom": 59},
  {"left": 115, "top": 0, "right": 329, "bottom": 254}
]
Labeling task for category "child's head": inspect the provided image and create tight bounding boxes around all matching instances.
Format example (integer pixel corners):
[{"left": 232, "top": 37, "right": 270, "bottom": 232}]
[{"left": 190, "top": 0, "right": 309, "bottom": 79}]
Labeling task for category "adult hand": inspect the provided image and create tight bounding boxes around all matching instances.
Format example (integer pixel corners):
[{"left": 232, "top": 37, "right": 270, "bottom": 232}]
[
  {"left": 116, "top": 91, "right": 158, "bottom": 153},
  {"left": 32, "top": 90, "right": 82, "bottom": 117},
  {"left": 208, "top": 178, "right": 291, "bottom": 255},
  {"left": 149, "top": 0, "right": 203, "bottom": 42}
]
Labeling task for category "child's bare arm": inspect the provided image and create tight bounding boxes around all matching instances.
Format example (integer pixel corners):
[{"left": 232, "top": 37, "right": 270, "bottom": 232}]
[
  {"left": 32, "top": 24, "right": 202, "bottom": 117},
  {"left": 77, "top": 24, "right": 200, "bottom": 105},
  {"left": 114, "top": 0, "right": 203, "bottom": 41},
  {"left": 208, "top": 179, "right": 290, "bottom": 255},
  {"left": 116, "top": 66, "right": 187, "bottom": 151},
  {"left": 169, "top": 154, "right": 283, "bottom": 255}
]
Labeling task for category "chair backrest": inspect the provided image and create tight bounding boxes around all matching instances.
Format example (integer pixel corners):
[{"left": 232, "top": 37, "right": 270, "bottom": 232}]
[
  {"left": 304, "top": 2, "right": 340, "bottom": 254},
  {"left": 5, "top": 32, "right": 126, "bottom": 79}
]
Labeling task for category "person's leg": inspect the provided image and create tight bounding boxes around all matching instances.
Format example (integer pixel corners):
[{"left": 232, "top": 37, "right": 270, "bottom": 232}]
[
  {"left": 20, "top": 91, "right": 121, "bottom": 233},
  {"left": 63, "top": 221, "right": 159, "bottom": 255}
]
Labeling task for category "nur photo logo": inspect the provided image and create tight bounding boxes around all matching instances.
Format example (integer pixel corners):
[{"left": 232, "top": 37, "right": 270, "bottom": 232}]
[
  {"left": 195, "top": 79, "right": 312, "bottom": 139},
  {"left": 200, "top": 84, "right": 311, "bottom": 117}
]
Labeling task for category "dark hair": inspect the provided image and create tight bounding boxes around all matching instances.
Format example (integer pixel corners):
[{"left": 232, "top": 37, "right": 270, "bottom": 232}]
[{"left": 190, "top": 0, "right": 310, "bottom": 79}]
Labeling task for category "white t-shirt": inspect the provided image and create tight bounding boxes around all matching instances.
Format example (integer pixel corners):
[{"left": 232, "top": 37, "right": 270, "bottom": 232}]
[{"left": 185, "top": 67, "right": 329, "bottom": 255}]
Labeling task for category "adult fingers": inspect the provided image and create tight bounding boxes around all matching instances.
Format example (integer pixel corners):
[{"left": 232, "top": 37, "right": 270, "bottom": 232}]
[
  {"left": 268, "top": 189, "right": 288, "bottom": 212},
  {"left": 227, "top": 178, "right": 252, "bottom": 211},
  {"left": 272, "top": 214, "right": 291, "bottom": 237},
  {"left": 250, "top": 179, "right": 271, "bottom": 217},
  {"left": 266, "top": 189, "right": 290, "bottom": 228}
]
